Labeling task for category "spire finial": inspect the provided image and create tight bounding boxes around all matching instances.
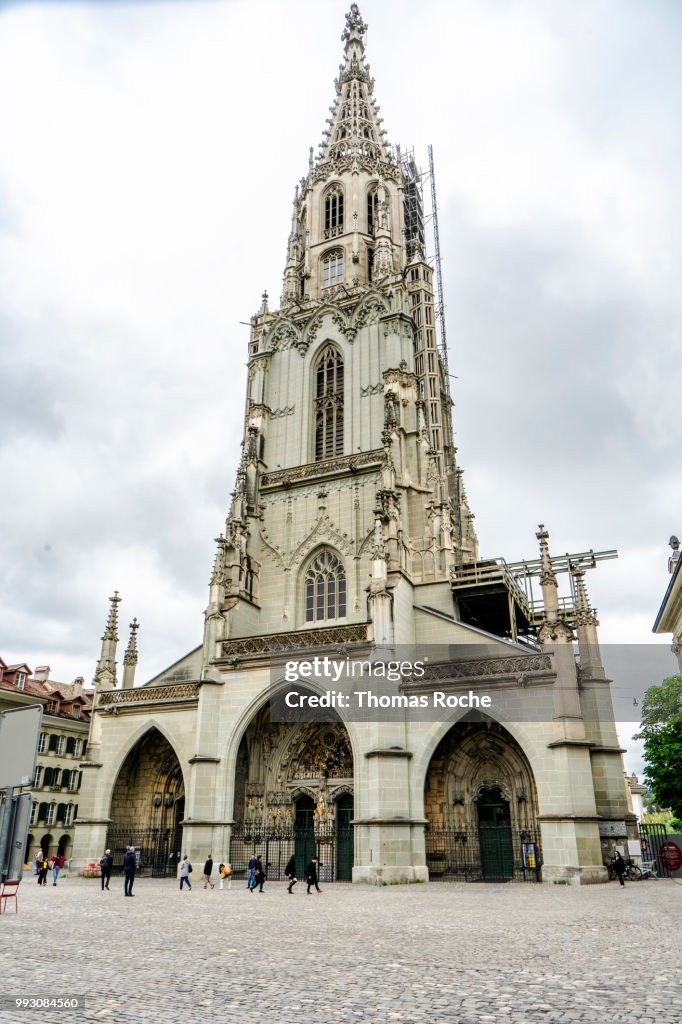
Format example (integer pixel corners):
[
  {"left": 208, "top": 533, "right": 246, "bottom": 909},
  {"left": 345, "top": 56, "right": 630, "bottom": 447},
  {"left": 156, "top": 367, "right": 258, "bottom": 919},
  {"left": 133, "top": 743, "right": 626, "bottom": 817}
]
[
  {"left": 123, "top": 618, "right": 139, "bottom": 667},
  {"left": 342, "top": 4, "right": 367, "bottom": 44},
  {"left": 102, "top": 591, "right": 121, "bottom": 642}
]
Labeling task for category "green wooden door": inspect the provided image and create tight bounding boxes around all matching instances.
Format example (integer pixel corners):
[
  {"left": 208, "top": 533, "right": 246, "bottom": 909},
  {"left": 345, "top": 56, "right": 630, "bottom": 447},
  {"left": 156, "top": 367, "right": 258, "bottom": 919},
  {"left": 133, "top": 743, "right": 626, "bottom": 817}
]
[
  {"left": 477, "top": 789, "right": 514, "bottom": 881},
  {"left": 336, "top": 793, "right": 354, "bottom": 881},
  {"left": 295, "top": 796, "right": 316, "bottom": 875}
]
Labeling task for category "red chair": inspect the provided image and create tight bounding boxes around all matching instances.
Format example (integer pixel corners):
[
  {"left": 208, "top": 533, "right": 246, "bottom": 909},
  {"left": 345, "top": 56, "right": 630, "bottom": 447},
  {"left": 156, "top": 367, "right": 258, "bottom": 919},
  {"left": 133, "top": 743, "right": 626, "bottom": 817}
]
[{"left": 0, "top": 879, "right": 20, "bottom": 914}]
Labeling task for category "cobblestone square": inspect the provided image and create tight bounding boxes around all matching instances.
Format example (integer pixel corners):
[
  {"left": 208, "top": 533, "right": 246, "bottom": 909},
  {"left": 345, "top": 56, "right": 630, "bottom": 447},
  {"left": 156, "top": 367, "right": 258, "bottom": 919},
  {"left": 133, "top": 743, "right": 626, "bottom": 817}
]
[{"left": 1, "top": 876, "right": 680, "bottom": 1024}]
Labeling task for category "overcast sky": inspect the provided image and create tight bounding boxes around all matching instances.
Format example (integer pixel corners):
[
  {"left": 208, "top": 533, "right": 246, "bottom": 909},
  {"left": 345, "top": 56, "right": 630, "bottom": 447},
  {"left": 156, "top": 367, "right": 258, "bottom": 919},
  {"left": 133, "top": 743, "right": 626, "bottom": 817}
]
[{"left": 1, "top": 0, "right": 680, "bottom": 772}]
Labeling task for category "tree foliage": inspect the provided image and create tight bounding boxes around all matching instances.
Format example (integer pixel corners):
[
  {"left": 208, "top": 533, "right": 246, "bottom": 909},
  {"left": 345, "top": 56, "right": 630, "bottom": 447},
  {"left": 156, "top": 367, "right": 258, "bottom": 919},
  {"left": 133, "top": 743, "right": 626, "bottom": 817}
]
[{"left": 635, "top": 675, "right": 682, "bottom": 819}]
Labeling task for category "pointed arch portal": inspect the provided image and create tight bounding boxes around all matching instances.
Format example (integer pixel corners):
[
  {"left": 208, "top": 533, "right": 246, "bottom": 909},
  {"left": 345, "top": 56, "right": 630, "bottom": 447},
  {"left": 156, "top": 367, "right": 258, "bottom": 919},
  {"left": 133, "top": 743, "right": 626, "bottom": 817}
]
[
  {"left": 423, "top": 719, "right": 542, "bottom": 882},
  {"left": 105, "top": 728, "right": 185, "bottom": 878},
  {"left": 229, "top": 700, "right": 354, "bottom": 883}
]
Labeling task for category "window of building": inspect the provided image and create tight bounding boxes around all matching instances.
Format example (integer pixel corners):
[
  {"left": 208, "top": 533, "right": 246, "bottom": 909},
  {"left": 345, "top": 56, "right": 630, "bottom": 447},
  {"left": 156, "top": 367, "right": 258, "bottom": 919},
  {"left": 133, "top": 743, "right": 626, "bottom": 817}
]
[
  {"left": 72, "top": 705, "right": 80, "bottom": 719},
  {"left": 324, "top": 186, "right": 344, "bottom": 238},
  {"left": 16, "top": 671, "right": 26, "bottom": 689},
  {"left": 305, "top": 550, "right": 347, "bottom": 623},
  {"left": 68, "top": 770, "right": 80, "bottom": 792},
  {"left": 322, "top": 249, "right": 344, "bottom": 289},
  {"left": 73, "top": 739, "right": 84, "bottom": 758},
  {"left": 30, "top": 803, "right": 38, "bottom": 826},
  {"left": 38, "top": 733, "right": 47, "bottom": 754},
  {"left": 33, "top": 765, "right": 43, "bottom": 787},
  {"left": 46, "top": 700, "right": 57, "bottom": 713},
  {"left": 367, "top": 187, "right": 378, "bottom": 234},
  {"left": 314, "top": 344, "right": 344, "bottom": 461},
  {"left": 367, "top": 246, "right": 374, "bottom": 283},
  {"left": 46, "top": 804, "right": 57, "bottom": 826},
  {"left": 56, "top": 736, "right": 66, "bottom": 756},
  {"left": 64, "top": 804, "right": 75, "bottom": 826}
]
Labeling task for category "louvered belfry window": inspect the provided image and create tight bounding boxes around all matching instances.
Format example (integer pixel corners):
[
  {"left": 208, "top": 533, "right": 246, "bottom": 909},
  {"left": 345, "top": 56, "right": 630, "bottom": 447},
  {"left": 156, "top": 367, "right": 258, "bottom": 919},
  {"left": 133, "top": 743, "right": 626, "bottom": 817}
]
[
  {"left": 314, "top": 344, "right": 344, "bottom": 460},
  {"left": 305, "top": 550, "right": 347, "bottom": 622}
]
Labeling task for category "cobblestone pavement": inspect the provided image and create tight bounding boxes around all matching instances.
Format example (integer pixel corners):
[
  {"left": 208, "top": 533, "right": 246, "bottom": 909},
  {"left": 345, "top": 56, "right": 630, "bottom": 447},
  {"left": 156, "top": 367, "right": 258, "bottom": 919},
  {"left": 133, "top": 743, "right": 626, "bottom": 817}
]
[{"left": 1, "top": 876, "right": 680, "bottom": 1024}]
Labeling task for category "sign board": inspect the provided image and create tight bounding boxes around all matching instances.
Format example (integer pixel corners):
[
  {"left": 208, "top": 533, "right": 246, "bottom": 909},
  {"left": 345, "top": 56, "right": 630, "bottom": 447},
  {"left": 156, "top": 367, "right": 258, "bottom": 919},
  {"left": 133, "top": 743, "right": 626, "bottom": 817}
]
[
  {"left": 660, "top": 840, "right": 682, "bottom": 873},
  {"left": 0, "top": 705, "right": 43, "bottom": 789},
  {"left": 627, "top": 839, "right": 642, "bottom": 857}
]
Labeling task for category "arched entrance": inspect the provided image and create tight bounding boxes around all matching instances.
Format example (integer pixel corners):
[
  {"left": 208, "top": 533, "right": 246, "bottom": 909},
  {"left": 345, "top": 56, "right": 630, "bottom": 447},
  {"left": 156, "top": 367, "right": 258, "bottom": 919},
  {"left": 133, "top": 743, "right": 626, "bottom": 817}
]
[
  {"left": 57, "top": 834, "right": 71, "bottom": 860},
  {"left": 229, "top": 702, "right": 354, "bottom": 882},
  {"left": 106, "top": 728, "right": 185, "bottom": 877},
  {"left": 424, "top": 719, "right": 541, "bottom": 882}
]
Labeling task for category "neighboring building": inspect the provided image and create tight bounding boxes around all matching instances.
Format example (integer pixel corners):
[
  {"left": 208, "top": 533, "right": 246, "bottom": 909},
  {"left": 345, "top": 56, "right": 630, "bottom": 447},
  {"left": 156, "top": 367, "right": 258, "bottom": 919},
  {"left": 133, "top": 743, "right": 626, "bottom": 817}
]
[
  {"left": 624, "top": 774, "right": 647, "bottom": 822},
  {"left": 73, "top": 5, "right": 633, "bottom": 884},
  {"left": 653, "top": 535, "right": 682, "bottom": 673},
  {"left": 0, "top": 659, "right": 93, "bottom": 863}
]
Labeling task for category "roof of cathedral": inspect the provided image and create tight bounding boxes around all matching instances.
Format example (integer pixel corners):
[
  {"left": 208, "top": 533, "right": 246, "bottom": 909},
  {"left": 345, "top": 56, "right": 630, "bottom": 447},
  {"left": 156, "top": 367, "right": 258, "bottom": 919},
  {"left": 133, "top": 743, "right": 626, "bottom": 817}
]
[{"left": 317, "top": 4, "right": 392, "bottom": 165}]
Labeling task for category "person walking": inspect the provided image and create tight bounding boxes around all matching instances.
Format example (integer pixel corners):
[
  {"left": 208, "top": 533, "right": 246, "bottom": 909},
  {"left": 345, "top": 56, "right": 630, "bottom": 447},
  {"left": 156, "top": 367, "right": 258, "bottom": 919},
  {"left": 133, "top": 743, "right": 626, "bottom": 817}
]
[
  {"left": 246, "top": 853, "right": 258, "bottom": 890},
  {"left": 37, "top": 854, "right": 49, "bottom": 886},
  {"left": 612, "top": 850, "right": 627, "bottom": 888},
  {"left": 285, "top": 855, "right": 297, "bottom": 894},
  {"left": 100, "top": 849, "right": 113, "bottom": 891},
  {"left": 218, "top": 863, "right": 232, "bottom": 890},
  {"left": 203, "top": 854, "right": 215, "bottom": 889},
  {"left": 50, "top": 853, "right": 65, "bottom": 886},
  {"left": 305, "top": 857, "right": 322, "bottom": 894},
  {"left": 179, "top": 854, "right": 193, "bottom": 891},
  {"left": 253, "top": 856, "right": 266, "bottom": 894},
  {"left": 123, "top": 846, "right": 136, "bottom": 897}
]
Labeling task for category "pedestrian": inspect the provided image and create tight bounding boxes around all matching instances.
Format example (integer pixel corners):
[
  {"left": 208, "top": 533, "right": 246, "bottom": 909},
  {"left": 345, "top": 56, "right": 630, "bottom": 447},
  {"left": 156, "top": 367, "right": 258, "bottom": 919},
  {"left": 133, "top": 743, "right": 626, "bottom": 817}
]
[
  {"left": 305, "top": 856, "right": 322, "bottom": 894},
  {"left": 179, "top": 853, "right": 193, "bottom": 891},
  {"left": 253, "top": 855, "right": 266, "bottom": 894},
  {"left": 218, "top": 862, "right": 232, "bottom": 890},
  {"left": 246, "top": 853, "right": 258, "bottom": 890},
  {"left": 612, "top": 850, "right": 626, "bottom": 888},
  {"left": 34, "top": 852, "right": 43, "bottom": 877},
  {"left": 123, "top": 845, "right": 136, "bottom": 897},
  {"left": 285, "top": 855, "right": 297, "bottom": 894},
  {"left": 37, "top": 854, "right": 49, "bottom": 886},
  {"left": 203, "top": 853, "right": 215, "bottom": 889},
  {"left": 100, "top": 849, "right": 113, "bottom": 891},
  {"left": 50, "top": 854, "right": 65, "bottom": 886}
]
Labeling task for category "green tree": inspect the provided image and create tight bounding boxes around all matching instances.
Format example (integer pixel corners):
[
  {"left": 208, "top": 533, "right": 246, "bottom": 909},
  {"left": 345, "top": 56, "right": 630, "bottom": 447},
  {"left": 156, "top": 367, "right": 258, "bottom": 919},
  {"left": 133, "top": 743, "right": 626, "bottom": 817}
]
[{"left": 635, "top": 675, "right": 682, "bottom": 819}]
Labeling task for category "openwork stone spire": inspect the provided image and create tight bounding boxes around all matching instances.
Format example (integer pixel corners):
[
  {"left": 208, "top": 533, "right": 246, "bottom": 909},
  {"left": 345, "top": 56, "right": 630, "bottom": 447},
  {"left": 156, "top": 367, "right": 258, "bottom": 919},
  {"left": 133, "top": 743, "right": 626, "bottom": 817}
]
[
  {"left": 317, "top": 4, "right": 392, "bottom": 164},
  {"left": 102, "top": 590, "right": 121, "bottom": 642},
  {"left": 123, "top": 618, "right": 140, "bottom": 667}
]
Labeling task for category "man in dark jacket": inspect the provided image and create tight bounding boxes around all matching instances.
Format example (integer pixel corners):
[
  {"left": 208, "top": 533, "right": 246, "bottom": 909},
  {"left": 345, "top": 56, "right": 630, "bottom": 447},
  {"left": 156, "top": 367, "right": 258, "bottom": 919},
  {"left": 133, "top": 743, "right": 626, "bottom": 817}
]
[
  {"left": 285, "top": 855, "right": 297, "bottom": 894},
  {"left": 123, "top": 846, "right": 136, "bottom": 897},
  {"left": 203, "top": 854, "right": 215, "bottom": 889},
  {"left": 305, "top": 857, "right": 322, "bottom": 894},
  {"left": 100, "top": 849, "right": 113, "bottom": 891}
]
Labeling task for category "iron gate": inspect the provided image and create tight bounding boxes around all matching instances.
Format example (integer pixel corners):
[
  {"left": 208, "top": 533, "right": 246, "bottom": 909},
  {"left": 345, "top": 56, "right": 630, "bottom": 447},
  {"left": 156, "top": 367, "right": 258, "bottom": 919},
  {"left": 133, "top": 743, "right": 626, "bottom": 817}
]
[
  {"left": 639, "top": 822, "right": 671, "bottom": 878},
  {"left": 229, "top": 824, "right": 354, "bottom": 883},
  {"left": 105, "top": 827, "right": 183, "bottom": 878},
  {"left": 425, "top": 826, "right": 542, "bottom": 882}
]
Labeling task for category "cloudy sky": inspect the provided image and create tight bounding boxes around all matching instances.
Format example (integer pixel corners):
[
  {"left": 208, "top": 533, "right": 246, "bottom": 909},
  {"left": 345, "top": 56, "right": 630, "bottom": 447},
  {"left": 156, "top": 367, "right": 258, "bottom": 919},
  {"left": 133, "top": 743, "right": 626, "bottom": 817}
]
[{"left": 1, "top": 0, "right": 680, "bottom": 770}]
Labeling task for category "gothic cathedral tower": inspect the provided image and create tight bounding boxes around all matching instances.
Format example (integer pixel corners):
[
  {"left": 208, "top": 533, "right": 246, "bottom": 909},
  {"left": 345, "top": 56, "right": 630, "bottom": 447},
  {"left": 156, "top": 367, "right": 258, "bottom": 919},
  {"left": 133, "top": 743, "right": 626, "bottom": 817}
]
[{"left": 203, "top": 3, "right": 477, "bottom": 661}]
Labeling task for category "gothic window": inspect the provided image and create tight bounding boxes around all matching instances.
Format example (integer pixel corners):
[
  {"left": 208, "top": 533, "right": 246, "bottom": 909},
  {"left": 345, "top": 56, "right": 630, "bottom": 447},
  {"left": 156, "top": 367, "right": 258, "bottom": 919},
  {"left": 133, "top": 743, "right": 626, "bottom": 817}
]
[
  {"left": 367, "top": 246, "right": 374, "bottom": 283},
  {"left": 324, "top": 186, "right": 344, "bottom": 238},
  {"left": 367, "top": 186, "right": 378, "bottom": 234},
  {"left": 314, "top": 344, "right": 344, "bottom": 460},
  {"left": 322, "top": 249, "right": 344, "bottom": 290},
  {"left": 305, "top": 550, "right": 347, "bottom": 622}
]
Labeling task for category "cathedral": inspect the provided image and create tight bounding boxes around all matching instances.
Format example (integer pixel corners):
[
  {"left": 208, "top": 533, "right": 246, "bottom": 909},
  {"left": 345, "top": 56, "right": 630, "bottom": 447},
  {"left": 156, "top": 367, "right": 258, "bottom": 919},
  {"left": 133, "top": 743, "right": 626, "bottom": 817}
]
[{"left": 73, "top": 5, "right": 633, "bottom": 884}]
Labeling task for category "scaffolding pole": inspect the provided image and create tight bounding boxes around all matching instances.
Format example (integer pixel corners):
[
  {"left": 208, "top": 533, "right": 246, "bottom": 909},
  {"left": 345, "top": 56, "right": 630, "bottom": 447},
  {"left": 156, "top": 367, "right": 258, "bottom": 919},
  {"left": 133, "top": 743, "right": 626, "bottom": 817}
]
[{"left": 428, "top": 144, "right": 451, "bottom": 394}]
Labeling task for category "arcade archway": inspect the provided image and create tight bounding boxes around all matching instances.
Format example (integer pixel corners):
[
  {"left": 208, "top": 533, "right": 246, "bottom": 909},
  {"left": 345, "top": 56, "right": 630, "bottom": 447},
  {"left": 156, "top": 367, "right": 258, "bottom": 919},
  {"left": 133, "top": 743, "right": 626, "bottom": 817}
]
[
  {"left": 424, "top": 719, "right": 541, "bottom": 882},
  {"left": 229, "top": 702, "right": 354, "bottom": 882},
  {"left": 106, "top": 728, "right": 185, "bottom": 877}
]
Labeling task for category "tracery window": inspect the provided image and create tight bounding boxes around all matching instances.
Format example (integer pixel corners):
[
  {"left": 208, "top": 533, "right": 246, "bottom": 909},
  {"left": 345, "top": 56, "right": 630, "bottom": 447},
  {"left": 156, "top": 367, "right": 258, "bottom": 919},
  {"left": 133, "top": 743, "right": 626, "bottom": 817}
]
[
  {"left": 367, "top": 186, "right": 378, "bottom": 234},
  {"left": 314, "top": 344, "right": 344, "bottom": 460},
  {"left": 322, "top": 249, "right": 344, "bottom": 289},
  {"left": 324, "top": 186, "right": 344, "bottom": 238},
  {"left": 305, "top": 550, "right": 347, "bottom": 622}
]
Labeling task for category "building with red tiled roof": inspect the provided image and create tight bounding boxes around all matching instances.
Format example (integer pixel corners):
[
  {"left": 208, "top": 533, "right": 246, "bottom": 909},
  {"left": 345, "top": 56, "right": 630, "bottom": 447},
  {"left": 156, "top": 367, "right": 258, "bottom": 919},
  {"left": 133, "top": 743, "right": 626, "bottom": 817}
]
[{"left": 0, "top": 658, "right": 93, "bottom": 863}]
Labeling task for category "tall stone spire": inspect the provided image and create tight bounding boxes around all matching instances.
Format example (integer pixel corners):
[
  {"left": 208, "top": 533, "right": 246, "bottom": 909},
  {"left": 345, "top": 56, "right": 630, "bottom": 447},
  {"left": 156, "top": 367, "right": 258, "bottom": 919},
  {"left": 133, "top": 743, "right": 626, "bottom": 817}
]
[
  {"left": 93, "top": 591, "right": 121, "bottom": 692},
  {"left": 572, "top": 566, "right": 603, "bottom": 677},
  {"left": 536, "top": 525, "right": 573, "bottom": 644},
  {"left": 122, "top": 617, "right": 140, "bottom": 690},
  {"left": 317, "top": 4, "right": 391, "bottom": 164}
]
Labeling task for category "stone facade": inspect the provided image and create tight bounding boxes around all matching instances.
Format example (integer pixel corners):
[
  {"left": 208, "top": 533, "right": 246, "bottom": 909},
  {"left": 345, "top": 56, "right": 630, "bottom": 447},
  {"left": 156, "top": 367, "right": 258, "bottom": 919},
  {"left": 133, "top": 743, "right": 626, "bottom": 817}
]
[{"left": 73, "top": 5, "right": 631, "bottom": 884}]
